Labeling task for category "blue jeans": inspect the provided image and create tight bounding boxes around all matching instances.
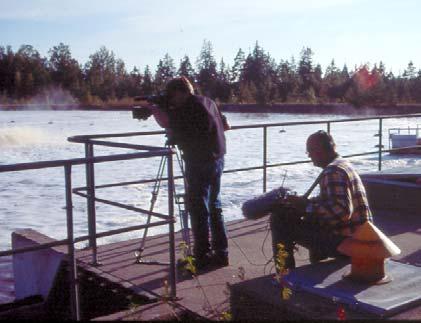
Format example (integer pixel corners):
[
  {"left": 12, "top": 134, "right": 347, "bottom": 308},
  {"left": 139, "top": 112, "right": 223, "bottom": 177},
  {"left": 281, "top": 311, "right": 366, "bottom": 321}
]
[{"left": 184, "top": 157, "right": 228, "bottom": 259}]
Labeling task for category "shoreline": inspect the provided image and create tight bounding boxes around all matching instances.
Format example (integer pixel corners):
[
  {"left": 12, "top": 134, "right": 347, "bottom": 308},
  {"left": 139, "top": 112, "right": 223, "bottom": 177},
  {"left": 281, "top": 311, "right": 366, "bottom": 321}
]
[{"left": 2, "top": 103, "right": 421, "bottom": 115}]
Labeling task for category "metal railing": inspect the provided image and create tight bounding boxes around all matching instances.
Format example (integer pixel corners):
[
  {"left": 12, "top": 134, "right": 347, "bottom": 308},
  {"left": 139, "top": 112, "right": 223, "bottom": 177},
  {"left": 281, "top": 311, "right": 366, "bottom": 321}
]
[
  {"left": 0, "top": 148, "right": 177, "bottom": 321},
  {"left": 66, "top": 112, "right": 421, "bottom": 262},
  {"left": 2, "top": 111, "right": 421, "bottom": 320},
  {"left": 68, "top": 112, "right": 421, "bottom": 194},
  {"left": 229, "top": 113, "right": 421, "bottom": 191}
]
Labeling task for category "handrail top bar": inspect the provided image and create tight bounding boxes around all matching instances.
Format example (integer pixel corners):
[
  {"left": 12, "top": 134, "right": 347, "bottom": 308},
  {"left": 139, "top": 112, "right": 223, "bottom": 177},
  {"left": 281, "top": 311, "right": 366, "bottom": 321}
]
[
  {"left": 68, "top": 113, "right": 421, "bottom": 142},
  {"left": 0, "top": 149, "right": 174, "bottom": 173},
  {"left": 87, "top": 139, "right": 166, "bottom": 151},
  {"left": 68, "top": 130, "right": 166, "bottom": 142},
  {"left": 231, "top": 112, "right": 421, "bottom": 130}
]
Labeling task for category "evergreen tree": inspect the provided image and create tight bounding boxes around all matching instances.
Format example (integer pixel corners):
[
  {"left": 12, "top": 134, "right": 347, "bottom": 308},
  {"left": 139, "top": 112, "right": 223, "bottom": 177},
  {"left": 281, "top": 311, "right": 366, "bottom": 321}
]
[
  {"left": 323, "top": 59, "right": 346, "bottom": 102},
  {"left": 0, "top": 46, "right": 16, "bottom": 99},
  {"left": 14, "top": 44, "right": 50, "bottom": 98},
  {"left": 84, "top": 46, "right": 118, "bottom": 101},
  {"left": 298, "top": 47, "right": 314, "bottom": 94},
  {"left": 230, "top": 48, "right": 245, "bottom": 101},
  {"left": 341, "top": 64, "right": 350, "bottom": 79},
  {"left": 196, "top": 39, "right": 218, "bottom": 97},
  {"left": 126, "top": 66, "right": 143, "bottom": 97},
  {"left": 403, "top": 61, "right": 416, "bottom": 79},
  {"left": 154, "top": 53, "right": 176, "bottom": 91},
  {"left": 141, "top": 65, "right": 154, "bottom": 95},
  {"left": 240, "top": 41, "right": 277, "bottom": 104},
  {"left": 230, "top": 48, "right": 245, "bottom": 83},
  {"left": 313, "top": 64, "right": 323, "bottom": 98},
  {"left": 214, "top": 58, "right": 231, "bottom": 102},
  {"left": 48, "top": 43, "right": 82, "bottom": 96},
  {"left": 177, "top": 55, "right": 195, "bottom": 81},
  {"left": 412, "top": 71, "right": 421, "bottom": 103},
  {"left": 114, "top": 58, "right": 129, "bottom": 99},
  {"left": 277, "top": 59, "right": 298, "bottom": 102}
]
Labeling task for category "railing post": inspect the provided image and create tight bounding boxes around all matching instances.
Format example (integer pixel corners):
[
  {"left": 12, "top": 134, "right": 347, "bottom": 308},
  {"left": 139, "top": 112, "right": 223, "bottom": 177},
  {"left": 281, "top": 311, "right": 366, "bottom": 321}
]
[
  {"left": 64, "top": 164, "right": 80, "bottom": 321},
  {"left": 85, "top": 143, "right": 98, "bottom": 265},
  {"left": 327, "top": 121, "right": 331, "bottom": 134},
  {"left": 378, "top": 118, "right": 383, "bottom": 171},
  {"left": 263, "top": 126, "right": 268, "bottom": 193},
  {"left": 167, "top": 149, "right": 176, "bottom": 298}
]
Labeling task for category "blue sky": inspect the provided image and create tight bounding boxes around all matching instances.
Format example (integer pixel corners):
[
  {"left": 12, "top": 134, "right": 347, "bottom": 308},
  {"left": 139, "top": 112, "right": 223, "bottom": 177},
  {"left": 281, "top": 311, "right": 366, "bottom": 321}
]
[{"left": 1, "top": 0, "right": 421, "bottom": 75}]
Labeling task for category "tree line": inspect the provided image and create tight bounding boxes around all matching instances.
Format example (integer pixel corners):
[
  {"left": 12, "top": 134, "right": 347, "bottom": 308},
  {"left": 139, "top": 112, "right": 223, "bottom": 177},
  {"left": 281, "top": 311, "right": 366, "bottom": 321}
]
[{"left": 1, "top": 40, "right": 421, "bottom": 108}]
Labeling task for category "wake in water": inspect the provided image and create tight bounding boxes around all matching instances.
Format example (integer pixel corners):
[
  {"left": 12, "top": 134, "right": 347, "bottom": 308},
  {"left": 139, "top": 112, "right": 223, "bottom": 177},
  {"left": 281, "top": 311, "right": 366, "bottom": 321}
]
[{"left": 0, "top": 127, "right": 56, "bottom": 147}]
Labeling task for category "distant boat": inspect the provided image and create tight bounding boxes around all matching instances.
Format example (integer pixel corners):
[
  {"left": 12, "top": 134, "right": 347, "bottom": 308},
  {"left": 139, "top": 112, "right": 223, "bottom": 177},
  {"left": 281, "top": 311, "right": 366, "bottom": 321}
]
[{"left": 388, "top": 126, "right": 421, "bottom": 154}]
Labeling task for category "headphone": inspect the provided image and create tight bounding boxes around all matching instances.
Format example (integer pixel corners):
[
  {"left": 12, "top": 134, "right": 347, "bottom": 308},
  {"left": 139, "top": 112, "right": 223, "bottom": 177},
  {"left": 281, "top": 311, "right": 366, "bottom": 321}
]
[{"left": 312, "top": 130, "right": 336, "bottom": 153}]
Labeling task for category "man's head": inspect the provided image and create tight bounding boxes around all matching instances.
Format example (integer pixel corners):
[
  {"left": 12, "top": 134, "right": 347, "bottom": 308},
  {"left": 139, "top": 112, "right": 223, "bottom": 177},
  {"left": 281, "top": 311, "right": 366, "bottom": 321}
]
[
  {"left": 306, "top": 130, "right": 339, "bottom": 168},
  {"left": 165, "top": 76, "right": 194, "bottom": 108}
]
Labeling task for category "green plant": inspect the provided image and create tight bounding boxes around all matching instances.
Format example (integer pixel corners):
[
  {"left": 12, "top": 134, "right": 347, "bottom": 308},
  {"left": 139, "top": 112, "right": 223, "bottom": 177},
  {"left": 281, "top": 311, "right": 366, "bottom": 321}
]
[
  {"left": 178, "top": 241, "right": 196, "bottom": 275},
  {"left": 275, "top": 243, "right": 292, "bottom": 301}
]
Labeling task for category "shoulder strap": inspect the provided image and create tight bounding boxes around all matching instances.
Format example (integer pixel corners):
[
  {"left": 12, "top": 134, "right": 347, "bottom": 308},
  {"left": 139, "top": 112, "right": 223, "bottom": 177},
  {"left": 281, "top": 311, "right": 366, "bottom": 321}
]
[{"left": 303, "top": 170, "right": 325, "bottom": 199}]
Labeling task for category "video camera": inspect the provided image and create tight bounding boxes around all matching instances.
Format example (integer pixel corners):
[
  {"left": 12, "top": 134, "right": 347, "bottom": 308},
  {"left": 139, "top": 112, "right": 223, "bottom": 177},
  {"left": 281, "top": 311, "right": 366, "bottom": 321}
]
[{"left": 132, "top": 92, "right": 169, "bottom": 120}]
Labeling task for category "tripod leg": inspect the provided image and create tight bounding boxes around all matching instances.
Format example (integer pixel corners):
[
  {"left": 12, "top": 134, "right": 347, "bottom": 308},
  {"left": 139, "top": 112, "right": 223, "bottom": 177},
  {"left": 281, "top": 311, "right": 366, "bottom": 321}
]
[
  {"left": 173, "top": 147, "right": 192, "bottom": 255},
  {"left": 135, "top": 154, "right": 167, "bottom": 263}
]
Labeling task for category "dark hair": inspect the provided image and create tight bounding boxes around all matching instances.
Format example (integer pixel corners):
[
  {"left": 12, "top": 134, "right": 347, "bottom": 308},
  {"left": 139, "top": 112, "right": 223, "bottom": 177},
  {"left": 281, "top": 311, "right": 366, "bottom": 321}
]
[
  {"left": 310, "top": 130, "right": 337, "bottom": 154},
  {"left": 165, "top": 76, "right": 194, "bottom": 95}
]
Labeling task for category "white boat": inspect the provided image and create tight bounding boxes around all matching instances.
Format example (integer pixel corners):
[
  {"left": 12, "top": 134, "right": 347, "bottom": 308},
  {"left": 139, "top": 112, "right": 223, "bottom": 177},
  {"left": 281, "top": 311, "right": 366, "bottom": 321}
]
[{"left": 388, "top": 126, "right": 421, "bottom": 154}]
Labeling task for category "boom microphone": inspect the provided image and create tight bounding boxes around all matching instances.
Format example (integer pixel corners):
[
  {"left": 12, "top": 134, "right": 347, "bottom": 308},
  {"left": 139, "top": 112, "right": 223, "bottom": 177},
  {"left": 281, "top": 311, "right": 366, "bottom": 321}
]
[{"left": 242, "top": 187, "right": 293, "bottom": 220}]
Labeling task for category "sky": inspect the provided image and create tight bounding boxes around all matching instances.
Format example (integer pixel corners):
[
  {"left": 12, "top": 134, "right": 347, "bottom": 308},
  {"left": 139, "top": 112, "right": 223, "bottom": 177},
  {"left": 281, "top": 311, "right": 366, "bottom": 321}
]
[{"left": 1, "top": 0, "right": 421, "bottom": 76}]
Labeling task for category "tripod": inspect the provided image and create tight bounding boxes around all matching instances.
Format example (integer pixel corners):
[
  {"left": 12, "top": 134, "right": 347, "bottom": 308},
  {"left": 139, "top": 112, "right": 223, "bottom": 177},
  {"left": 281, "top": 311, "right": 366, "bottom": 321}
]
[{"left": 134, "top": 140, "right": 192, "bottom": 264}]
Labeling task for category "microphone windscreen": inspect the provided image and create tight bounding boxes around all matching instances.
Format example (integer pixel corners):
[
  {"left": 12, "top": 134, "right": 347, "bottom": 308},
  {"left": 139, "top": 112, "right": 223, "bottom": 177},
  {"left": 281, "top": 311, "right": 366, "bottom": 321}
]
[{"left": 242, "top": 187, "right": 289, "bottom": 220}]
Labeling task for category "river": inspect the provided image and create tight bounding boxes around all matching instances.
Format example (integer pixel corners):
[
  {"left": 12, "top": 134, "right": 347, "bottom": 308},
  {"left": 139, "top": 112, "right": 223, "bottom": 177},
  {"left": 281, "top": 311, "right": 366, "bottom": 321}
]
[{"left": 1, "top": 110, "right": 421, "bottom": 252}]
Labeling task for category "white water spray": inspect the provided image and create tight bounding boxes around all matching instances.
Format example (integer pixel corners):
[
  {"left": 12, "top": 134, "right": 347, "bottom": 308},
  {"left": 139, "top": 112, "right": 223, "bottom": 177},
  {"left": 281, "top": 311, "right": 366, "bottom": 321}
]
[{"left": 0, "top": 127, "right": 52, "bottom": 147}]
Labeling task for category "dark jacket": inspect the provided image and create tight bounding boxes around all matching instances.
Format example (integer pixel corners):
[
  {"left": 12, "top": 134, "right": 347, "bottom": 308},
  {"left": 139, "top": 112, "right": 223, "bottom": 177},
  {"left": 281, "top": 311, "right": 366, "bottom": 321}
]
[{"left": 167, "top": 95, "right": 226, "bottom": 163}]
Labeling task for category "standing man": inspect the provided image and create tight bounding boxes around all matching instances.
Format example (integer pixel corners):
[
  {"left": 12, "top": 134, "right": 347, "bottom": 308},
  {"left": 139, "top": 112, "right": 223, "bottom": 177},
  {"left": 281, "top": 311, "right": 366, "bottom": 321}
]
[
  {"left": 270, "top": 130, "right": 373, "bottom": 270},
  {"left": 142, "top": 77, "right": 229, "bottom": 270}
]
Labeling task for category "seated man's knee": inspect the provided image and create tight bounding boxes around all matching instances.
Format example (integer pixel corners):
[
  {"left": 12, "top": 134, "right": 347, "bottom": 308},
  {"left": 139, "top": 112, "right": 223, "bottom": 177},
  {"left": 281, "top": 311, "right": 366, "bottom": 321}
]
[{"left": 269, "top": 210, "right": 285, "bottom": 231}]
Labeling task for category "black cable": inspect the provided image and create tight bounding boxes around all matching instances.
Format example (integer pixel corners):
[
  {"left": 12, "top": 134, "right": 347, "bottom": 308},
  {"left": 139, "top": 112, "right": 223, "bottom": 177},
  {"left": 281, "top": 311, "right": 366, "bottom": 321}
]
[{"left": 227, "top": 217, "right": 274, "bottom": 271}]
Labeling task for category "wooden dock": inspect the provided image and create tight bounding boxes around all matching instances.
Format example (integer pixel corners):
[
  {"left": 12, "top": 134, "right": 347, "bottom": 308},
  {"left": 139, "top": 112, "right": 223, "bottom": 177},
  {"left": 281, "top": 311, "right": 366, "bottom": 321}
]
[
  {"left": 69, "top": 207, "right": 421, "bottom": 321},
  {"left": 78, "top": 217, "right": 280, "bottom": 320}
]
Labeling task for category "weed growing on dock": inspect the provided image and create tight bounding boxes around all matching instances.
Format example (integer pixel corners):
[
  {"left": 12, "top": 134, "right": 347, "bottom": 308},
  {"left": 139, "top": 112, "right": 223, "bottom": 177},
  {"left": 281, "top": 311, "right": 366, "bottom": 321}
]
[
  {"left": 275, "top": 243, "right": 292, "bottom": 301},
  {"left": 176, "top": 242, "right": 236, "bottom": 320},
  {"left": 177, "top": 241, "right": 196, "bottom": 276},
  {"left": 160, "top": 279, "right": 181, "bottom": 320},
  {"left": 127, "top": 296, "right": 145, "bottom": 312},
  {"left": 220, "top": 310, "right": 233, "bottom": 320}
]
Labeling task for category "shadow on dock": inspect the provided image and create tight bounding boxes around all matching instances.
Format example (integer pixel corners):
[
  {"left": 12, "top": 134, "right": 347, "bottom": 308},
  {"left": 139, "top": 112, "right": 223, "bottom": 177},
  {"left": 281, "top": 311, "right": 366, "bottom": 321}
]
[{"left": 3, "top": 207, "right": 421, "bottom": 320}]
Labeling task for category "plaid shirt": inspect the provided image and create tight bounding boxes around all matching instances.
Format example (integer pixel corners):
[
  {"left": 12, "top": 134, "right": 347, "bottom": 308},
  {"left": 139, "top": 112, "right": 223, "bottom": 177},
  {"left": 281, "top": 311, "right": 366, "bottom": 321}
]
[{"left": 307, "top": 157, "right": 373, "bottom": 237}]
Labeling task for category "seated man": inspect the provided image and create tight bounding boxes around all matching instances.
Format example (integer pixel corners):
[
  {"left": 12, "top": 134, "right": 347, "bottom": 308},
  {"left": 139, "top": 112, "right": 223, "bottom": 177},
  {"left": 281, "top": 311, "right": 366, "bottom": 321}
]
[{"left": 270, "top": 130, "right": 373, "bottom": 270}]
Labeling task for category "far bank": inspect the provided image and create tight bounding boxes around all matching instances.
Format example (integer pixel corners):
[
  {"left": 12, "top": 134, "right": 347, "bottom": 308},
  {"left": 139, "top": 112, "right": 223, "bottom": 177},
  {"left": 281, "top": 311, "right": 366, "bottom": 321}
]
[{"left": 2, "top": 103, "right": 421, "bottom": 115}]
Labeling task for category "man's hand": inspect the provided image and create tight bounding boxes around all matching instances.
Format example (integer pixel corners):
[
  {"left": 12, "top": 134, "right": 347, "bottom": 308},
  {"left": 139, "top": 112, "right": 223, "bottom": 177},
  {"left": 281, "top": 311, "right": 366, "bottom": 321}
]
[{"left": 282, "top": 195, "right": 308, "bottom": 213}]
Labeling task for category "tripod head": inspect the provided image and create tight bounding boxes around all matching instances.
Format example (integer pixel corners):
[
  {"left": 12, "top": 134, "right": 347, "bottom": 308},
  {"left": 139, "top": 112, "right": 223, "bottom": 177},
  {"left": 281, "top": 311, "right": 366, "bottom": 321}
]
[{"left": 164, "top": 130, "right": 177, "bottom": 147}]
